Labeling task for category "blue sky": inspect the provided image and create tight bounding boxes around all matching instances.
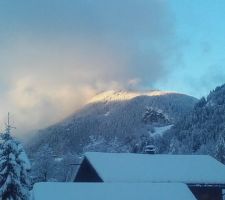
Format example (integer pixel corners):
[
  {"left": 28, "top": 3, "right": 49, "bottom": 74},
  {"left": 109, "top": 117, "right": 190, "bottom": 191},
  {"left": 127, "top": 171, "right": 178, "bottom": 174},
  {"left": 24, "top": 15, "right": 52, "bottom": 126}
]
[
  {"left": 156, "top": 0, "right": 225, "bottom": 96},
  {"left": 0, "top": 0, "right": 225, "bottom": 132}
]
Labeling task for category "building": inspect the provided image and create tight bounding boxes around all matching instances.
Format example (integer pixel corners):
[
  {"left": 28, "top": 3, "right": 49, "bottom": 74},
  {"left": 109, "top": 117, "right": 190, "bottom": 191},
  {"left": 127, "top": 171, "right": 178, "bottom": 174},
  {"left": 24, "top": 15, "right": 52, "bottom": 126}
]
[{"left": 74, "top": 152, "right": 225, "bottom": 200}]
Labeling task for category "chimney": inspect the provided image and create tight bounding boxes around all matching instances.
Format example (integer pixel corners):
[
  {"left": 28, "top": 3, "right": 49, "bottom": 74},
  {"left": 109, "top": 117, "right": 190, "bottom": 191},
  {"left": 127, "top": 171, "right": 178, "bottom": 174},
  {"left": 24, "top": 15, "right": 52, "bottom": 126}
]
[{"left": 144, "top": 145, "right": 156, "bottom": 154}]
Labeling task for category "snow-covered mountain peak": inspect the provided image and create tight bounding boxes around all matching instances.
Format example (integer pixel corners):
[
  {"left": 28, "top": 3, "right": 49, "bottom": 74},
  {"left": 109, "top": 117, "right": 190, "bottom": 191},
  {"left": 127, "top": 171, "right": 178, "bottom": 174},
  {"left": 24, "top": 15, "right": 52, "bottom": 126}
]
[{"left": 88, "top": 90, "right": 179, "bottom": 103}]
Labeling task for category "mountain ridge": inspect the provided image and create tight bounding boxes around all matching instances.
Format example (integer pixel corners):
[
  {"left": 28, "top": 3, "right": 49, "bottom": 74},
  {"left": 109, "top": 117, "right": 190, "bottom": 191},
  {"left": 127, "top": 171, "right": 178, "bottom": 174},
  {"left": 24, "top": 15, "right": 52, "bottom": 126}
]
[
  {"left": 27, "top": 89, "right": 197, "bottom": 153},
  {"left": 88, "top": 90, "right": 186, "bottom": 103},
  {"left": 27, "top": 89, "right": 198, "bottom": 181}
]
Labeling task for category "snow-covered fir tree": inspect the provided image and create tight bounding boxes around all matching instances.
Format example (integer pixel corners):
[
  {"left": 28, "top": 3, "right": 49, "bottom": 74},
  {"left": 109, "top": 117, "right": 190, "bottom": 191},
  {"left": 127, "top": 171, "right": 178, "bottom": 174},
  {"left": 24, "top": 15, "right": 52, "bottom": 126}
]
[
  {"left": 0, "top": 116, "right": 31, "bottom": 200},
  {"left": 83, "top": 135, "right": 129, "bottom": 153},
  {"left": 31, "top": 144, "right": 55, "bottom": 182},
  {"left": 142, "top": 107, "right": 170, "bottom": 125},
  {"left": 215, "top": 134, "right": 225, "bottom": 163},
  {"left": 164, "top": 84, "right": 225, "bottom": 163}
]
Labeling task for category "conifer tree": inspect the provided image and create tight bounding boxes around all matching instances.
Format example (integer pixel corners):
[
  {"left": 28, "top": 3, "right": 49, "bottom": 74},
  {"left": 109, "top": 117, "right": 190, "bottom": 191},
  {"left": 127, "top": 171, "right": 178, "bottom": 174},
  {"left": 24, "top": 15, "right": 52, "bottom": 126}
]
[
  {"left": 215, "top": 134, "right": 225, "bottom": 163},
  {"left": 0, "top": 113, "right": 31, "bottom": 200}
]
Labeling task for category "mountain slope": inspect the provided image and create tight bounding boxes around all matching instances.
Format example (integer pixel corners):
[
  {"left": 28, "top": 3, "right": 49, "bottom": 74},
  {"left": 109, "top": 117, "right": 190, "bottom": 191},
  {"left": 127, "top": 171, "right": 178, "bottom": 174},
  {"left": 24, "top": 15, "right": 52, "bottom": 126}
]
[
  {"left": 165, "top": 84, "right": 225, "bottom": 163},
  {"left": 28, "top": 90, "right": 197, "bottom": 155}
]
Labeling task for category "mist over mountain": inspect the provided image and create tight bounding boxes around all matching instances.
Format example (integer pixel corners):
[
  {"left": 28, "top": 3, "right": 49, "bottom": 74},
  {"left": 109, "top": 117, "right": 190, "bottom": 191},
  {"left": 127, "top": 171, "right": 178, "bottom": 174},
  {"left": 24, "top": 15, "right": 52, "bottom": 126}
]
[{"left": 1, "top": 1, "right": 225, "bottom": 198}]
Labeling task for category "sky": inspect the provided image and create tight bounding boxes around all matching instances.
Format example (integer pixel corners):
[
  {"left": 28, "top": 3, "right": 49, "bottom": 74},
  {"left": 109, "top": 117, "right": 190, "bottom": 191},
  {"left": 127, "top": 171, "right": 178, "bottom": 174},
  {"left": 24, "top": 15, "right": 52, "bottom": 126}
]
[{"left": 0, "top": 0, "right": 225, "bottom": 134}]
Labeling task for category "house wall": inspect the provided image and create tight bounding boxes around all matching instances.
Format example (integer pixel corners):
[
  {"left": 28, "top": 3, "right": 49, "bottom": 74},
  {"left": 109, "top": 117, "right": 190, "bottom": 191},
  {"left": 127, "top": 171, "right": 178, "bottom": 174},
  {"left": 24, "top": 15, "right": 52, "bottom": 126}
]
[
  {"left": 189, "top": 186, "right": 222, "bottom": 200},
  {"left": 74, "top": 158, "right": 103, "bottom": 182}
]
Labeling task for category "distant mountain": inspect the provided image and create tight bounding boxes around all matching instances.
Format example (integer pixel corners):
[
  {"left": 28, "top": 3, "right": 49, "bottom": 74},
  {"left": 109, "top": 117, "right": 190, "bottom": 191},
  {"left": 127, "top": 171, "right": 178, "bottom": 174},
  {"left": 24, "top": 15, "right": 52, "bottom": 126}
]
[
  {"left": 27, "top": 89, "right": 198, "bottom": 182},
  {"left": 27, "top": 90, "right": 197, "bottom": 154},
  {"left": 165, "top": 84, "right": 225, "bottom": 163}
]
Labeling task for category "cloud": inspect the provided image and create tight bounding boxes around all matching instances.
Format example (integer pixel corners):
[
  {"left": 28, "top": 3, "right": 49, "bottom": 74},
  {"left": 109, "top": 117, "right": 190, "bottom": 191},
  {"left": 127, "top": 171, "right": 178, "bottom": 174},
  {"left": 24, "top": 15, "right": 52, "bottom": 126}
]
[
  {"left": 186, "top": 64, "right": 225, "bottom": 97},
  {"left": 0, "top": 0, "right": 179, "bottom": 135},
  {"left": 1, "top": 77, "right": 96, "bottom": 134}
]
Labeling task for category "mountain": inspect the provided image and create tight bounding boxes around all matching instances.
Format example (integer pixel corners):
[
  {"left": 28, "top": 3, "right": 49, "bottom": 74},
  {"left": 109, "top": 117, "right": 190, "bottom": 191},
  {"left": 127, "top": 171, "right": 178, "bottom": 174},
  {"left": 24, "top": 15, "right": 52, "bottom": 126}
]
[
  {"left": 26, "top": 89, "right": 197, "bottom": 181},
  {"left": 27, "top": 90, "right": 197, "bottom": 154},
  {"left": 165, "top": 84, "right": 225, "bottom": 163}
]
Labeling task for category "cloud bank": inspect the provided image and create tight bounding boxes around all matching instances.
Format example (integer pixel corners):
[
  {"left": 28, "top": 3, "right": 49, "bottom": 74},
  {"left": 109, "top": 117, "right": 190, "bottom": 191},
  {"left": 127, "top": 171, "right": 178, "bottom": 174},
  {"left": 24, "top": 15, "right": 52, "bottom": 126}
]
[{"left": 0, "top": 0, "right": 179, "bottom": 134}]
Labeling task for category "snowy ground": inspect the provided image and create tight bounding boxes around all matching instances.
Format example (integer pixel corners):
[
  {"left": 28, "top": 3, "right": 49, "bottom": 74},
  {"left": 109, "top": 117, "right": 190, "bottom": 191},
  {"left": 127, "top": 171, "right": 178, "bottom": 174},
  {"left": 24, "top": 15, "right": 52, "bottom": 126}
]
[{"left": 149, "top": 125, "right": 173, "bottom": 137}]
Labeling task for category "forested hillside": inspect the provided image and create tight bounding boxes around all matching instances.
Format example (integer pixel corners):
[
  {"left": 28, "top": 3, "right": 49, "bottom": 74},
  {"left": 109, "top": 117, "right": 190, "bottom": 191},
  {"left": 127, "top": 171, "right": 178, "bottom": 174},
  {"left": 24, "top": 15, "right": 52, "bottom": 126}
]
[
  {"left": 27, "top": 90, "right": 197, "bottom": 182},
  {"left": 165, "top": 84, "right": 225, "bottom": 163}
]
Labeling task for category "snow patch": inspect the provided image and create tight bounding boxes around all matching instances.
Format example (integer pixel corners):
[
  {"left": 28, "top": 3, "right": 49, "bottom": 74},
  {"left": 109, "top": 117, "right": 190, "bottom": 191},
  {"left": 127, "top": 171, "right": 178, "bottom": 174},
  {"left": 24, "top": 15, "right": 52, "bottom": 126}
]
[
  {"left": 54, "top": 157, "right": 63, "bottom": 162},
  {"left": 104, "top": 111, "right": 110, "bottom": 116},
  {"left": 150, "top": 125, "right": 173, "bottom": 137}
]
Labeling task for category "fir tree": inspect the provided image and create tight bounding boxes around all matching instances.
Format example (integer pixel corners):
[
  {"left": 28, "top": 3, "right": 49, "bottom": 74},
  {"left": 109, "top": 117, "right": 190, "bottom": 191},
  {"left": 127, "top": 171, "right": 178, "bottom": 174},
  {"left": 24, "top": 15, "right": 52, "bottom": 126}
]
[
  {"left": 32, "top": 144, "right": 55, "bottom": 182},
  {"left": 215, "top": 134, "right": 225, "bottom": 163},
  {"left": 0, "top": 114, "right": 31, "bottom": 200}
]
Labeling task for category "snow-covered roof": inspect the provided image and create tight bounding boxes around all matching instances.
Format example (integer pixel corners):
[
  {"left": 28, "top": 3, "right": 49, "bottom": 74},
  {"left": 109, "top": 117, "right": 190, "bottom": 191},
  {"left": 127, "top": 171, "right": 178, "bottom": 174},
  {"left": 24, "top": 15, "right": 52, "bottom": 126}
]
[
  {"left": 33, "top": 182, "right": 196, "bottom": 200},
  {"left": 84, "top": 152, "right": 225, "bottom": 185}
]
